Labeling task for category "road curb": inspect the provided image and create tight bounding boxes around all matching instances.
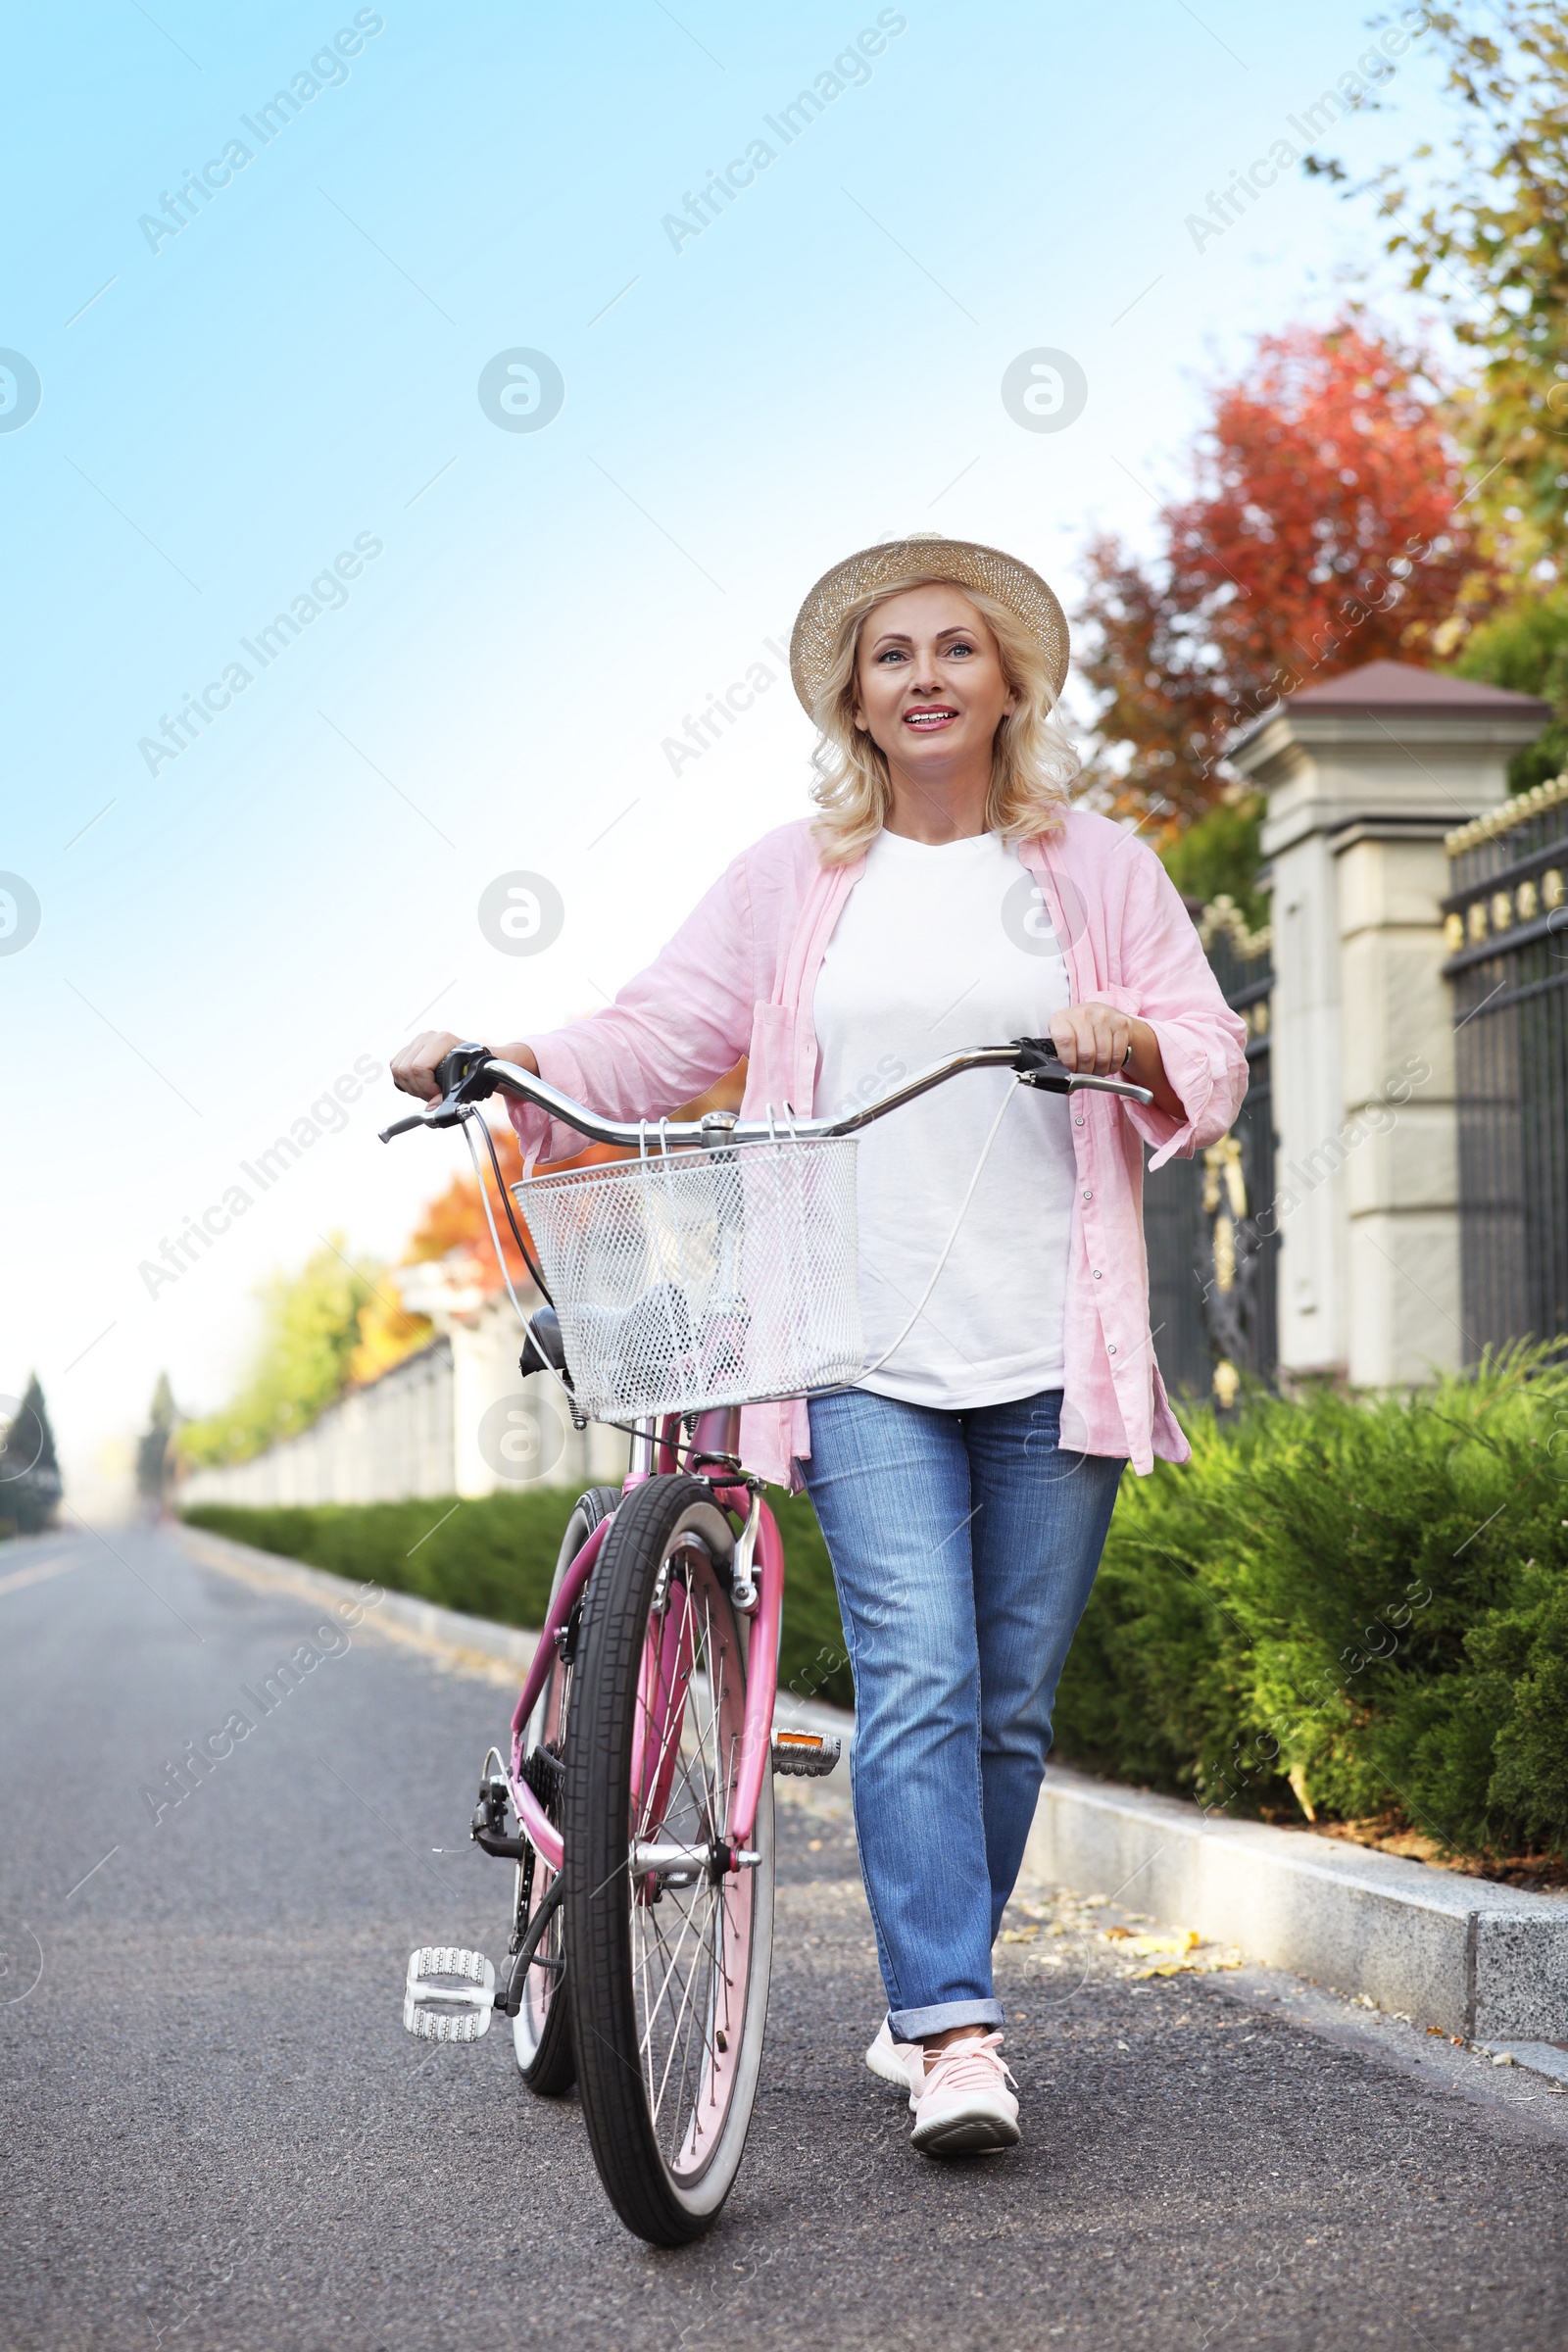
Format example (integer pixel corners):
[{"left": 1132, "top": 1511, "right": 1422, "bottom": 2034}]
[{"left": 1024, "top": 1761, "right": 1568, "bottom": 2042}]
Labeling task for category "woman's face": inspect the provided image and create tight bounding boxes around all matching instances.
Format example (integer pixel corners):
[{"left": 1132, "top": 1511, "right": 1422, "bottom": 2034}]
[{"left": 852, "top": 584, "right": 1016, "bottom": 776}]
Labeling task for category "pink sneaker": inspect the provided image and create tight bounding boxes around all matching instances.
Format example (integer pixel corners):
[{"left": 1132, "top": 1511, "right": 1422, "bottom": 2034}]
[
  {"left": 908, "top": 2032, "right": 1020, "bottom": 2156},
  {"left": 865, "top": 2018, "right": 921, "bottom": 2092}
]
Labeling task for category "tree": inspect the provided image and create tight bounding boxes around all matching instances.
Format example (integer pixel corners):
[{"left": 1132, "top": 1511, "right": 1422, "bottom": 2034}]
[
  {"left": 1159, "top": 794, "right": 1269, "bottom": 929},
  {"left": 1453, "top": 593, "right": 1568, "bottom": 790},
  {"left": 178, "top": 1238, "right": 387, "bottom": 1466},
  {"left": 1075, "top": 317, "right": 1484, "bottom": 837},
  {"left": 135, "top": 1373, "right": 179, "bottom": 1511},
  {"left": 1316, "top": 3, "right": 1568, "bottom": 597},
  {"left": 0, "top": 1374, "right": 62, "bottom": 1536}
]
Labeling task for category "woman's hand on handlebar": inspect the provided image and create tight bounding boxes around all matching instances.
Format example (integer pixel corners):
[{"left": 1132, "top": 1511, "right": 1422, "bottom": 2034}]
[
  {"left": 1049, "top": 1004, "right": 1183, "bottom": 1117},
  {"left": 390, "top": 1031, "right": 539, "bottom": 1102}
]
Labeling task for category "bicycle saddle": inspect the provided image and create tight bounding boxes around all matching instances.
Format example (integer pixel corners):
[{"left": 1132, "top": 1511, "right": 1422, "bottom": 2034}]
[{"left": 520, "top": 1306, "right": 571, "bottom": 1387}]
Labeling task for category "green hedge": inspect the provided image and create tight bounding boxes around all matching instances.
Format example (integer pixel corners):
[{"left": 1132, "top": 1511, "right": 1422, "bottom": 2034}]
[
  {"left": 184, "top": 1353, "right": 1568, "bottom": 1863},
  {"left": 181, "top": 1485, "right": 853, "bottom": 1711},
  {"left": 1054, "top": 1351, "right": 1568, "bottom": 1861}
]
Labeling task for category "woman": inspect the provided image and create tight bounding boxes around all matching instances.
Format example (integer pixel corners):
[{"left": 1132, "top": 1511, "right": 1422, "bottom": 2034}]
[{"left": 392, "top": 534, "right": 1249, "bottom": 2158}]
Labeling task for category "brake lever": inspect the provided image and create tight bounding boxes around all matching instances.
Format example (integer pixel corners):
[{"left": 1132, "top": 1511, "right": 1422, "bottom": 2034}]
[
  {"left": 1010, "top": 1034, "right": 1153, "bottom": 1106},
  {"left": 1011, "top": 1034, "right": 1063, "bottom": 1080},
  {"left": 378, "top": 1042, "right": 497, "bottom": 1144}
]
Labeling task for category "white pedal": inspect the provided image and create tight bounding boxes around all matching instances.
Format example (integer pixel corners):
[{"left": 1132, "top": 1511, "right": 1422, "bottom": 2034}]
[
  {"left": 403, "top": 1946, "right": 496, "bottom": 2042},
  {"left": 771, "top": 1729, "right": 842, "bottom": 1779}
]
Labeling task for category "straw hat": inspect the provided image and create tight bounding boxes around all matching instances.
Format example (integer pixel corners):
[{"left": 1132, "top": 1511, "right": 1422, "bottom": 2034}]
[{"left": 789, "top": 532, "right": 1069, "bottom": 715}]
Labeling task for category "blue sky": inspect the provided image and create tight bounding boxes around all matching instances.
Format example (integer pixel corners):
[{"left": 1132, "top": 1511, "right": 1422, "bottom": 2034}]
[{"left": 3, "top": 0, "right": 1460, "bottom": 1501}]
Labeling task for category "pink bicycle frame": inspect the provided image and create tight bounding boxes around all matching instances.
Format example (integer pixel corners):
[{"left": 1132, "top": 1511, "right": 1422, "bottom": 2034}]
[{"left": 505, "top": 1411, "right": 782, "bottom": 1876}]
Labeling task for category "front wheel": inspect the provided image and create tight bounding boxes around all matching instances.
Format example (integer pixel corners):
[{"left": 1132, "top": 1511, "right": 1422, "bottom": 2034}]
[
  {"left": 564, "top": 1475, "right": 775, "bottom": 2246},
  {"left": 512, "top": 1484, "right": 620, "bottom": 2096}
]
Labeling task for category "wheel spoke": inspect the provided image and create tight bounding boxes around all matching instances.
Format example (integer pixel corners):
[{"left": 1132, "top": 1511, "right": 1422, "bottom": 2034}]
[
  {"left": 623, "top": 1554, "right": 754, "bottom": 2162},
  {"left": 635, "top": 1890, "right": 704, "bottom": 2064},
  {"left": 569, "top": 1489, "right": 770, "bottom": 2229},
  {"left": 647, "top": 1886, "right": 722, "bottom": 2137},
  {"left": 669, "top": 1897, "right": 720, "bottom": 2155}
]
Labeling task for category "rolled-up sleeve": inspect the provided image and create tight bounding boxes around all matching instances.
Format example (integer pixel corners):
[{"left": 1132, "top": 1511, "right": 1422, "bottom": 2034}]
[
  {"left": 1112, "top": 848, "right": 1250, "bottom": 1168},
  {"left": 506, "top": 854, "right": 758, "bottom": 1164}
]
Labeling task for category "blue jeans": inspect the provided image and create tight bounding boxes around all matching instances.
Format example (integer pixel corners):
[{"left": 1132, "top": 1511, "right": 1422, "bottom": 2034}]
[{"left": 801, "top": 1387, "right": 1124, "bottom": 2040}]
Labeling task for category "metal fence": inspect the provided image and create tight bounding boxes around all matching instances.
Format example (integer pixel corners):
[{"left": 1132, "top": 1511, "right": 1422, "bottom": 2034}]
[
  {"left": 1443, "top": 775, "right": 1568, "bottom": 1359},
  {"left": 1145, "top": 898, "right": 1277, "bottom": 1402}
]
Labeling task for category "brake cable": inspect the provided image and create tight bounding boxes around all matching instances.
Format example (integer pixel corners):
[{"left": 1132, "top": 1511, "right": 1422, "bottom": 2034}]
[{"left": 463, "top": 1107, "right": 554, "bottom": 1305}]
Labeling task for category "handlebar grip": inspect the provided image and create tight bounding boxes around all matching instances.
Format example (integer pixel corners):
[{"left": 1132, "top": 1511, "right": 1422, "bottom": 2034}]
[
  {"left": 432, "top": 1043, "right": 495, "bottom": 1100},
  {"left": 1010, "top": 1034, "right": 1062, "bottom": 1071}
]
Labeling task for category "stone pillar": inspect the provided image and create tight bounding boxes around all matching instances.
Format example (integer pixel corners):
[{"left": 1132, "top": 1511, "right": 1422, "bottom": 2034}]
[{"left": 1230, "top": 662, "right": 1548, "bottom": 1388}]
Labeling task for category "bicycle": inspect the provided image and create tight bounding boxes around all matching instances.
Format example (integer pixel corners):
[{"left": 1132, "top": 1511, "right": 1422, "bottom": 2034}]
[{"left": 386, "top": 1035, "right": 1151, "bottom": 2244}]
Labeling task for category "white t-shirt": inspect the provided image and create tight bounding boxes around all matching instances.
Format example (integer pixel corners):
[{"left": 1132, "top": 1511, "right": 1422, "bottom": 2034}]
[{"left": 811, "top": 829, "right": 1078, "bottom": 1408}]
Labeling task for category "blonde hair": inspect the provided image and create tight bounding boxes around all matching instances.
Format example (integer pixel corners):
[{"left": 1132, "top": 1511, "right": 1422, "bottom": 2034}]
[{"left": 808, "top": 573, "right": 1079, "bottom": 864}]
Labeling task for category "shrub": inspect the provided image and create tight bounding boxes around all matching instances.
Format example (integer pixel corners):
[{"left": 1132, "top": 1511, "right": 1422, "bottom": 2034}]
[{"left": 1054, "top": 1349, "right": 1568, "bottom": 1858}]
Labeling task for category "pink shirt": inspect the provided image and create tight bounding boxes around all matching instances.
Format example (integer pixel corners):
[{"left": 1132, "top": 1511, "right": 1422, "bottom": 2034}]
[{"left": 507, "top": 810, "right": 1250, "bottom": 1484}]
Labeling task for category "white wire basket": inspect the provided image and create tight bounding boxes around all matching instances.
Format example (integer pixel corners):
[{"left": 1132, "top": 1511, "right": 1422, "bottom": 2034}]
[{"left": 513, "top": 1136, "right": 864, "bottom": 1421}]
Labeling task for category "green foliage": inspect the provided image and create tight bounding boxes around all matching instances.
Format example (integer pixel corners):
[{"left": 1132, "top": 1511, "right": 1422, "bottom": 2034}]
[
  {"left": 1159, "top": 795, "right": 1267, "bottom": 928},
  {"left": 1505, "top": 720, "right": 1568, "bottom": 798},
  {"left": 0, "top": 1373, "right": 62, "bottom": 1538},
  {"left": 769, "top": 1488, "right": 852, "bottom": 1712},
  {"left": 1451, "top": 595, "right": 1568, "bottom": 792},
  {"left": 182, "top": 1483, "right": 854, "bottom": 1711},
  {"left": 1335, "top": 4, "right": 1568, "bottom": 588},
  {"left": 179, "top": 1237, "right": 388, "bottom": 1466},
  {"left": 1453, "top": 596, "right": 1568, "bottom": 702},
  {"left": 1054, "top": 1351, "right": 1568, "bottom": 1859}
]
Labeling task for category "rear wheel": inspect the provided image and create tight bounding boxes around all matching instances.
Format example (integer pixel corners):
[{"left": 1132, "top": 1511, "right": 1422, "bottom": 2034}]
[
  {"left": 564, "top": 1474, "right": 774, "bottom": 2246},
  {"left": 512, "top": 1484, "right": 620, "bottom": 2096}
]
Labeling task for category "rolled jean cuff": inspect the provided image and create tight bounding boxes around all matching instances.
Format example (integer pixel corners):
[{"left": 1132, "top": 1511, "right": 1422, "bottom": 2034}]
[{"left": 889, "top": 1996, "right": 1004, "bottom": 2041}]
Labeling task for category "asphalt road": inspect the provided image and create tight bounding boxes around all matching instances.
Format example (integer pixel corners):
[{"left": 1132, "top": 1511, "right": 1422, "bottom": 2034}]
[{"left": 4, "top": 1518, "right": 1568, "bottom": 2352}]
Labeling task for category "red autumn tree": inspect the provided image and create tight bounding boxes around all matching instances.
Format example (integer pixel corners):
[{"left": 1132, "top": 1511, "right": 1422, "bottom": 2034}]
[
  {"left": 1075, "top": 317, "right": 1488, "bottom": 835},
  {"left": 403, "top": 1120, "right": 534, "bottom": 1284}
]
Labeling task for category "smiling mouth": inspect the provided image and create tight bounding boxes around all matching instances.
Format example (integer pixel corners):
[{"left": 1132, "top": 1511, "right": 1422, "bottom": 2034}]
[{"left": 903, "top": 706, "right": 959, "bottom": 731}]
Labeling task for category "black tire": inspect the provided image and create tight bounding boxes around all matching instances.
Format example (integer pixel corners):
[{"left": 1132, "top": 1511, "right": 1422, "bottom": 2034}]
[
  {"left": 564, "top": 1475, "right": 774, "bottom": 2246},
  {"left": 512, "top": 1484, "right": 620, "bottom": 2096}
]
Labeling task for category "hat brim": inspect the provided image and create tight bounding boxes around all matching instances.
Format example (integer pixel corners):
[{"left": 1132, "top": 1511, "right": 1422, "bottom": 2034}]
[{"left": 789, "top": 534, "right": 1069, "bottom": 716}]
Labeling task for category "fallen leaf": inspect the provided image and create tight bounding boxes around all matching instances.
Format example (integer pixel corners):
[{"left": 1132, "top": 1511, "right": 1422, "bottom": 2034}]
[
  {"left": 1110, "top": 1929, "right": 1202, "bottom": 1958},
  {"left": 1000, "top": 1926, "right": 1040, "bottom": 1943},
  {"left": 1102, "top": 1925, "right": 1135, "bottom": 1941},
  {"left": 1129, "top": 1958, "right": 1243, "bottom": 1980}
]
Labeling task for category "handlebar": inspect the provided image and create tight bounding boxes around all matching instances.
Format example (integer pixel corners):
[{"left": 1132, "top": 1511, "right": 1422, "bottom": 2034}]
[{"left": 378, "top": 1037, "right": 1154, "bottom": 1151}]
